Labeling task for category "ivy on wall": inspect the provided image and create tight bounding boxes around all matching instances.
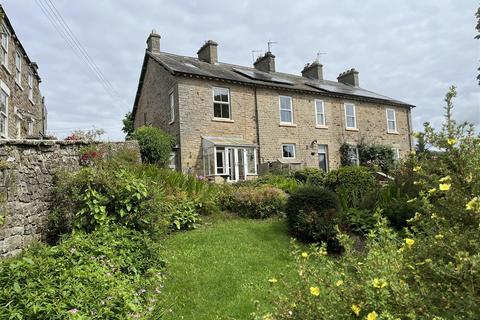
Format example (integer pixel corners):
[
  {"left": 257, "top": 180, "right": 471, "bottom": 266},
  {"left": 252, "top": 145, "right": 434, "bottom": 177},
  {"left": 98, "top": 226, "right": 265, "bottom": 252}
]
[{"left": 340, "top": 141, "right": 396, "bottom": 173}]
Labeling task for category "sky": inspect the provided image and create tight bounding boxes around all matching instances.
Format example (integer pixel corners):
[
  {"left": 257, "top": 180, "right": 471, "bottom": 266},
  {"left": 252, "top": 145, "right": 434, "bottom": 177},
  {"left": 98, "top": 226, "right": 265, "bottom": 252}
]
[{"left": 2, "top": 0, "right": 479, "bottom": 141}]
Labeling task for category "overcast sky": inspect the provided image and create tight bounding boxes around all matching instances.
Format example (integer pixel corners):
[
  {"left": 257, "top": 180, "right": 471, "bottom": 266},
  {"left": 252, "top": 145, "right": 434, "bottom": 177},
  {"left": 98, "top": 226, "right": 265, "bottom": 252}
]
[{"left": 3, "top": 0, "right": 479, "bottom": 140}]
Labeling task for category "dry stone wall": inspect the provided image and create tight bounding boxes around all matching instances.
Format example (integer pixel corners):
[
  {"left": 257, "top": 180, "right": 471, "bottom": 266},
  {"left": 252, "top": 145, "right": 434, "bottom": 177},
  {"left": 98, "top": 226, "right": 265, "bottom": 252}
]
[{"left": 0, "top": 139, "right": 139, "bottom": 258}]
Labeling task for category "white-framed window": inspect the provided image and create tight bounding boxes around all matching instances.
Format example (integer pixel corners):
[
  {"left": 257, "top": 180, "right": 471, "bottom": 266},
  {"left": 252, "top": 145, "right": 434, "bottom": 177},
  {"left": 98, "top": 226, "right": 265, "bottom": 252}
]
[
  {"left": 315, "top": 99, "right": 326, "bottom": 127},
  {"left": 16, "top": 117, "right": 21, "bottom": 138},
  {"left": 169, "top": 91, "right": 175, "bottom": 124},
  {"left": 282, "top": 143, "right": 296, "bottom": 159},
  {"left": 279, "top": 96, "right": 293, "bottom": 124},
  {"left": 0, "top": 82, "right": 9, "bottom": 138},
  {"left": 318, "top": 144, "right": 329, "bottom": 172},
  {"left": 246, "top": 148, "right": 257, "bottom": 175},
  {"left": 386, "top": 108, "right": 397, "bottom": 133},
  {"left": 169, "top": 151, "right": 177, "bottom": 170},
  {"left": 27, "top": 119, "right": 34, "bottom": 136},
  {"left": 348, "top": 147, "right": 360, "bottom": 165},
  {"left": 392, "top": 148, "right": 400, "bottom": 162},
  {"left": 215, "top": 147, "right": 226, "bottom": 174},
  {"left": 344, "top": 103, "right": 357, "bottom": 129},
  {"left": 15, "top": 51, "right": 22, "bottom": 84},
  {"left": 0, "top": 25, "right": 9, "bottom": 66},
  {"left": 213, "top": 87, "right": 230, "bottom": 119},
  {"left": 28, "top": 73, "right": 34, "bottom": 102}
]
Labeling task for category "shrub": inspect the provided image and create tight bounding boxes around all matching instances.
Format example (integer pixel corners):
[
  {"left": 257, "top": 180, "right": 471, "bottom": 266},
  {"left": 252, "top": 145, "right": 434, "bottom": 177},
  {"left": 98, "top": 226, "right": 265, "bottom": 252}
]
[
  {"left": 324, "top": 166, "right": 379, "bottom": 208},
  {"left": 166, "top": 199, "right": 201, "bottom": 231},
  {"left": 292, "top": 168, "right": 325, "bottom": 186},
  {"left": 382, "top": 197, "right": 424, "bottom": 230},
  {"left": 130, "top": 126, "right": 175, "bottom": 167},
  {"left": 342, "top": 207, "right": 376, "bottom": 235},
  {"left": 255, "top": 173, "right": 302, "bottom": 194},
  {"left": 285, "top": 186, "right": 341, "bottom": 249},
  {"left": 340, "top": 142, "right": 396, "bottom": 173},
  {"left": 221, "top": 186, "right": 287, "bottom": 219},
  {"left": 0, "top": 227, "right": 165, "bottom": 319}
]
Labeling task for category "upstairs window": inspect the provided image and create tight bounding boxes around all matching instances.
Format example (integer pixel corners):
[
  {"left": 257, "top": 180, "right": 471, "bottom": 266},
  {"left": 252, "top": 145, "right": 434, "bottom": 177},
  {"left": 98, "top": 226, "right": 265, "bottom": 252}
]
[
  {"left": 0, "top": 26, "right": 8, "bottom": 66},
  {"left": 0, "top": 87, "right": 8, "bottom": 137},
  {"left": 28, "top": 73, "right": 34, "bottom": 102},
  {"left": 213, "top": 87, "right": 230, "bottom": 119},
  {"left": 282, "top": 143, "right": 296, "bottom": 158},
  {"left": 169, "top": 91, "right": 175, "bottom": 123},
  {"left": 279, "top": 96, "right": 293, "bottom": 124},
  {"left": 344, "top": 103, "right": 357, "bottom": 129},
  {"left": 315, "top": 99, "right": 326, "bottom": 126},
  {"left": 15, "top": 51, "right": 22, "bottom": 84},
  {"left": 386, "top": 108, "right": 397, "bottom": 133}
]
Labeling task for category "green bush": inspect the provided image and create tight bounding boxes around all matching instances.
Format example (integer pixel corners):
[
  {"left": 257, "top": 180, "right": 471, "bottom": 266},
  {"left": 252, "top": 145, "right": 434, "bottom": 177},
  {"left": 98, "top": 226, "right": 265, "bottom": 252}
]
[
  {"left": 166, "top": 199, "right": 201, "bottom": 231},
  {"left": 221, "top": 186, "right": 287, "bottom": 219},
  {"left": 340, "top": 142, "right": 396, "bottom": 173},
  {"left": 48, "top": 163, "right": 167, "bottom": 242},
  {"left": 324, "top": 166, "right": 379, "bottom": 208},
  {"left": 382, "top": 197, "right": 424, "bottom": 230},
  {"left": 255, "top": 173, "right": 302, "bottom": 194},
  {"left": 130, "top": 126, "right": 175, "bottom": 167},
  {"left": 292, "top": 168, "right": 325, "bottom": 186},
  {"left": 285, "top": 186, "right": 341, "bottom": 249},
  {"left": 0, "top": 227, "right": 165, "bottom": 319},
  {"left": 342, "top": 207, "right": 376, "bottom": 235}
]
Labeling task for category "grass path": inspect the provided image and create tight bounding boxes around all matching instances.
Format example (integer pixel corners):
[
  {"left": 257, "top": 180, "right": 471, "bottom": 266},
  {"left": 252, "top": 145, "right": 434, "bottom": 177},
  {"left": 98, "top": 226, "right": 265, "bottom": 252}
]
[{"left": 158, "top": 216, "right": 297, "bottom": 319}]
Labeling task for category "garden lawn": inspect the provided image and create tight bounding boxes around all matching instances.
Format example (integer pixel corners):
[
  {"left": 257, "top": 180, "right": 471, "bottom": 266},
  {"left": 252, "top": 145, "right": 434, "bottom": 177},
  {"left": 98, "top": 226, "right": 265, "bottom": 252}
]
[{"left": 158, "top": 216, "right": 298, "bottom": 319}]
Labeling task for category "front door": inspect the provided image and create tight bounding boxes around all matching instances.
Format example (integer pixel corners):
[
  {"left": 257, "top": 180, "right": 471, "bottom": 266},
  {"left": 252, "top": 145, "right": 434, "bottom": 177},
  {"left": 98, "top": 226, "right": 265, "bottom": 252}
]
[{"left": 227, "top": 147, "right": 247, "bottom": 182}]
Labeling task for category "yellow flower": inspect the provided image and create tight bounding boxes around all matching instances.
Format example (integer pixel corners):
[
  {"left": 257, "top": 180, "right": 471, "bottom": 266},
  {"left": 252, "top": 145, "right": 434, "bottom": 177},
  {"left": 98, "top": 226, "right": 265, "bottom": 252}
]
[
  {"left": 413, "top": 166, "right": 421, "bottom": 172},
  {"left": 439, "top": 176, "right": 451, "bottom": 183},
  {"left": 404, "top": 238, "right": 415, "bottom": 247},
  {"left": 367, "top": 311, "right": 378, "bottom": 320},
  {"left": 372, "top": 278, "right": 388, "bottom": 288},
  {"left": 466, "top": 174, "right": 473, "bottom": 183},
  {"left": 447, "top": 138, "right": 456, "bottom": 145},
  {"left": 335, "top": 280, "right": 344, "bottom": 286},
  {"left": 439, "top": 183, "right": 451, "bottom": 191},
  {"left": 435, "top": 234, "right": 444, "bottom": 240},
  {"left": 301, "top": 252, "right": 308, "bottom": 258},
  {"left": 318, "top": 247, "right": 328, "bottom": 256},
  {"left": 466, "top": 197, "right": 480, "bottom": 212},
  {"left": 351, "top": 304, "right": 361, "bottom": 316},
  {"left": 428, "top": 188, "right": 437, "bottom": 194},
  {"left": 268, "top": 278, "right": 278, "bottom": 284},
  {"left": 309, "top": 286, "right": 320, "bottom": 296}
]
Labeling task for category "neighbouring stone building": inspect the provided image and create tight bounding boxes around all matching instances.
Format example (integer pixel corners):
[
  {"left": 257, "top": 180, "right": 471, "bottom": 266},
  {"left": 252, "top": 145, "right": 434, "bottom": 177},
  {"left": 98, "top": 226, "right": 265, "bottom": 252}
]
[
  {"left": 0, "top": 5, "right": 47, "bottom": 140},
  {"left": 132, "top": 31, "right": 414, "bottom": 182}
]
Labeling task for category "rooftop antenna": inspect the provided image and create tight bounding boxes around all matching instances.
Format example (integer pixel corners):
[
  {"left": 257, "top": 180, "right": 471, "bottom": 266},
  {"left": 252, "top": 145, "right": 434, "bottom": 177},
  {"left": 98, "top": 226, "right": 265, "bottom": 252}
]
[
  {"left": 267, "top": 40, "right": 277, "bottom": 52},
  {"left": 316, "top": 51, "right": 327, "bottom": 63},
  {"left": 251, "top": 50, "right": 263, "bottom": 63}
]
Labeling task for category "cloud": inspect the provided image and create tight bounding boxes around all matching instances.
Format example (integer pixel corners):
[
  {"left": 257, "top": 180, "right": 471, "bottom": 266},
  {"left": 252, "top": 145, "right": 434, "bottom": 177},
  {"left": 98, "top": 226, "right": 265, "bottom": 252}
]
[{"left": 3, "top": 0, "right": 479, "bottom": 140}]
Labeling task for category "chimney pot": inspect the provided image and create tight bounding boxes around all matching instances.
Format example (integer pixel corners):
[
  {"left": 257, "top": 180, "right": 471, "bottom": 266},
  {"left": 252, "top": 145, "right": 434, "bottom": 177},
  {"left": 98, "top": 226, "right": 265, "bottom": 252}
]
[
  {"left": 301, "top": 61, "right": 323, "bottom": 80},
  {"left": 253, "top": 51, "right": 276, "bottom": 73},
  {"left": 146, "top": 30, "right": 161, "bottom": 54},
  {"left": 197, "top": 40, "right": 218, "bottom": 64},
  {"left": 337, "top": 68, "right": 359, "bottom": 86}
]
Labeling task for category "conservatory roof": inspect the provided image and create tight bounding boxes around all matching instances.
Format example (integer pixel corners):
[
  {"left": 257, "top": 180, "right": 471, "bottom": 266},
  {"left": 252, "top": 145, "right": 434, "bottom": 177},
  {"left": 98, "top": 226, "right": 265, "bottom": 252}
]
[{"left": 202, "top": 136, "right": 257, "bottom": 148}]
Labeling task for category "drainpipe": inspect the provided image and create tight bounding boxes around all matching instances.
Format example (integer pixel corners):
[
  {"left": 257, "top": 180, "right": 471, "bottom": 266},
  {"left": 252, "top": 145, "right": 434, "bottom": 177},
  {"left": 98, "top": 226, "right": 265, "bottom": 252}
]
[
  {"left": 407, "top": 107, "right": 413, "bottom": 151},
  {"left": 254, "top": 87, "right": 261, "bottom": 168}
]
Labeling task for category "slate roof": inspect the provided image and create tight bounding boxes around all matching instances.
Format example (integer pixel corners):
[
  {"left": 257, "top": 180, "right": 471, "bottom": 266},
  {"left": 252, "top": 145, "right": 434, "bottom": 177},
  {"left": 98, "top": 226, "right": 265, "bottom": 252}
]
[{"left": 133, "top": 51, "right": 414, "bottom": 114}]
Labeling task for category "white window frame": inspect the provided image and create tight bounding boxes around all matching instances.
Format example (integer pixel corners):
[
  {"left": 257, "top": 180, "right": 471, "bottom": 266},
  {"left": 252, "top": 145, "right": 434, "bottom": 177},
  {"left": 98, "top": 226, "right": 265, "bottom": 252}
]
[
  {"left": 15, "top": 51, "right": 22, "bottom": 86},
  {"left": 28, "top": 73, "right": 34, "bottom": 102},
  {"left": 386, "top": 108, "right": 397, "bottom": 133},
  {"left": 279, "top": 95, "right": 293, "bottom": 124},
  {"left": 281, "top": 143, "right": 296, "bottom": 159},
  {"left": 169, "top": 90, "right": 175, "bottom": 124},
  {"left": 212, "top": 87, "right": 231, "bottom": 119},
  {"left": 27, "top": 119, "right": 35, "bottom": 136},
  {"left": 0, "top": 81, "right": 10, "bottom": 138},
  {"left": 392, "top": 148, "right": 400, "bottom": 162},
  {"left": 315, "top": 99, "right": 326, "bottom": 127},
  {"left": 1, "top": 25, "right": 9, "bottom": 67},
  {"left": 318, "top": 144, "right": 329, "bottom": 172},
  {"left": 344, "top": 103, "right": 357, "bottom": 130}
]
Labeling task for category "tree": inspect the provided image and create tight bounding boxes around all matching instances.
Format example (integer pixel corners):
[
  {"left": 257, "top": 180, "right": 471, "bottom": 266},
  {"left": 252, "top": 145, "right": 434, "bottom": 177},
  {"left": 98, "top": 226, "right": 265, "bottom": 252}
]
[{"left": 121, "top": 111, "right": 134, "bottom": 139}]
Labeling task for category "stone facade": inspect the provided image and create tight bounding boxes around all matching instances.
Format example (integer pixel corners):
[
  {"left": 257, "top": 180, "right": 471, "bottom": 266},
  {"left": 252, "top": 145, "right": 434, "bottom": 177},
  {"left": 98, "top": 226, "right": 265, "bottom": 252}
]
[
  {"left": 0, "top": 140, "right": 139, "bottom": 258},
  {"left": 132, "top": 32, "right": 413, "bottom": 181},
  {"left": 0, "top": 5, "right": 46, "bottom": 140}
]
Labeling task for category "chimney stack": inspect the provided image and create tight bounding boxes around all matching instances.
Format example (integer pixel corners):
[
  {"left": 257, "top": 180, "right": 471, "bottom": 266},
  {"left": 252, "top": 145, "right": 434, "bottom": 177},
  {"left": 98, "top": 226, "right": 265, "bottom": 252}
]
[
  {"left": 337, "top": 68, "right": 359, "bottom": 87},
  {"left": 301, "top": 61, "right": 323, "bottom": 80},
  {"left": 146, "top": 30, "right": 161, "bottom": 54},
  {"left": 197, "top": 40, "right": 218, "bottom": 64},
  {"left": 253, "top": 51, "right": 276, "bottom": 73}
]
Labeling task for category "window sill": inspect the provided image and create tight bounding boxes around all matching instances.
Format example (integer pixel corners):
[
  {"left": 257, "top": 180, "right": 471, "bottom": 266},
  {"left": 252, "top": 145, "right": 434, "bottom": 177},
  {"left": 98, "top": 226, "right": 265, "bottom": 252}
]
[
  {"left": 315, "top": 125, "right": 328, "bottom": 129},
  {"left": 29, "top": 98, "right": 35, "bottom": 105},
  {"left": 279, "top": 123, "right": 296, "bottom": 127},
  {"left": 169, "top": 120, "right": 175, "bottom": 125},
  {"left": 281, "top": 157, "right": 296, "bottom": 160},
  {"left": 345, "top": 127, "right": 359, "bottom": 132},
  {"left": 387, "top": 131, "right": 399, "bottom": 135},
  {"left": 212, "top": 117, "right": 234, "bottom": 123},
  {"left": 15, "top": 82, "right": 23, "bottom": 91},
  {"left": 1, "top": 63, "right": 11, "bottom": 75}
]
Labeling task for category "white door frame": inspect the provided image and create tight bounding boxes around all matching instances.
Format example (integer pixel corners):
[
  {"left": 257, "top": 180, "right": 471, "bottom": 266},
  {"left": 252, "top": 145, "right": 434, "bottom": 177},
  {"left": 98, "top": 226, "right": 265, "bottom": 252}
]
[{"left": 226, "top": 147, "right": 248, "bottom": 182}]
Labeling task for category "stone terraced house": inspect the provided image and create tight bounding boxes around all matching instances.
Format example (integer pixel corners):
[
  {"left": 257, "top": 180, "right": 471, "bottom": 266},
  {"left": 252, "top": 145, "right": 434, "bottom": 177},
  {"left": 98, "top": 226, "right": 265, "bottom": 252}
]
[
  {"left": 132, "top": 31, "right": 414, "bottom": 182},
  {"left": 0, "top": 5, "right": 46, "bottom": 140}
]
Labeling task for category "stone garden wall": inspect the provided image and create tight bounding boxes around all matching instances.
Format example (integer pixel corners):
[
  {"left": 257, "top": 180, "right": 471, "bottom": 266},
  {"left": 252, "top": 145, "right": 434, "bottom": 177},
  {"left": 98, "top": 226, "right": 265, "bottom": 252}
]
[{"left": 0, "top": 139, "right": 140, "bottom": 258}]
